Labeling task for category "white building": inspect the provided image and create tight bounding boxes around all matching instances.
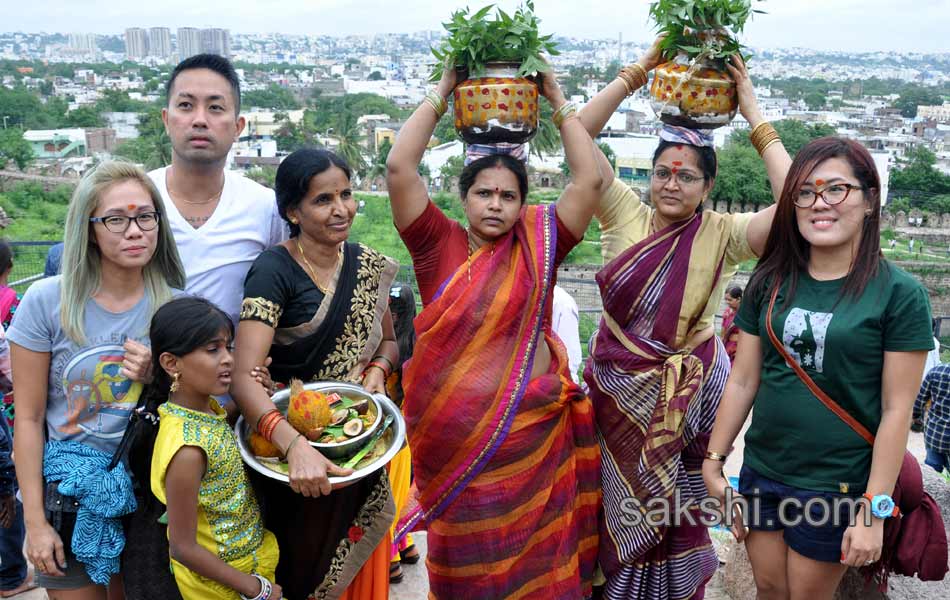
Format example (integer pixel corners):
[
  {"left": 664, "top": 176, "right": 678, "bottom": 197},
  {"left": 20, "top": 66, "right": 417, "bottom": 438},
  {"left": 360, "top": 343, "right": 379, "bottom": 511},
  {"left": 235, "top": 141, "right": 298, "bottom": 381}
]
[
  {"left": 148, "top": 28, "right": 172, "bottom": 59},
  {"left": 919, "top": 103, "right": 950, "bottom": 123},
  {"left": 125, "top": 28, "right": 148, "bottom": 60},
  {"left": 177, "top": 28, "right": 202, "bottom": 60}
]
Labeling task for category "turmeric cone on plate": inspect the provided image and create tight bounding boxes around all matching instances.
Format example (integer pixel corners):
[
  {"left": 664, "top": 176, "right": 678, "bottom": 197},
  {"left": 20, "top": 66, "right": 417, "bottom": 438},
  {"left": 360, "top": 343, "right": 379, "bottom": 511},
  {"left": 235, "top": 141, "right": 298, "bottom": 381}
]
[{"left": 288, "top": 378, "right": 333, "bottom": 440}]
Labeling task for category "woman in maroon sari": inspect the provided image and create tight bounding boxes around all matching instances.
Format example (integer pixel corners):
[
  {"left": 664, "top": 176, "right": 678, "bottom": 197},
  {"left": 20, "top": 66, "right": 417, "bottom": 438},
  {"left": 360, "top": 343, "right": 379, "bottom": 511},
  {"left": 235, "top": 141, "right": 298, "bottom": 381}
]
[{"left": 578, "top": 48, "right": 792, "bottom": 599}]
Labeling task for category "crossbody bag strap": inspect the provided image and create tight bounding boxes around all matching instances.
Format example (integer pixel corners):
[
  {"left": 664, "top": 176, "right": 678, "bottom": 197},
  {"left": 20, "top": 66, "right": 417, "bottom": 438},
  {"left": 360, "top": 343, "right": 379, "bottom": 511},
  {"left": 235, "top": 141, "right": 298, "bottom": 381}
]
[
  {"left": 107, "top": 394, "right": 155, "bottom": 471},
  {"left": 764, "top": 284, "right": 876, "bottom": 446}
]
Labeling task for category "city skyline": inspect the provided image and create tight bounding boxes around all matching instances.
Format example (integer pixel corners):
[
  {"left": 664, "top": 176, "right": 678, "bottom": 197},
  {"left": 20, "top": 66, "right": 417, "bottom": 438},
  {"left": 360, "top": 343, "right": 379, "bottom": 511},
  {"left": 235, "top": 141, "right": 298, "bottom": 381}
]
[{"left": 5, "top": 0, "right": 950, "bottom": 54}]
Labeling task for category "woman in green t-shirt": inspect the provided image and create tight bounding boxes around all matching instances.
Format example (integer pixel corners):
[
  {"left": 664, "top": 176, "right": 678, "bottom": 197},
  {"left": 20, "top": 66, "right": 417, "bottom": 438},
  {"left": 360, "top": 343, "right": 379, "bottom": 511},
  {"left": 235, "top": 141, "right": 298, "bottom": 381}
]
[{"left": 704, "top": 137, "right": 933, "bottom": 599}]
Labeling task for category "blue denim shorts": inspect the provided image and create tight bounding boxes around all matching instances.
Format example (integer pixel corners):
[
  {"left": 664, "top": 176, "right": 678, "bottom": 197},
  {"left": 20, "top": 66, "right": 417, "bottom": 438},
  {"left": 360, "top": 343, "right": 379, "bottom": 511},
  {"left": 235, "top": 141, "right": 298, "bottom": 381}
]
[{"left": 738, "top": 464, "right": 861, "bottom": 563}]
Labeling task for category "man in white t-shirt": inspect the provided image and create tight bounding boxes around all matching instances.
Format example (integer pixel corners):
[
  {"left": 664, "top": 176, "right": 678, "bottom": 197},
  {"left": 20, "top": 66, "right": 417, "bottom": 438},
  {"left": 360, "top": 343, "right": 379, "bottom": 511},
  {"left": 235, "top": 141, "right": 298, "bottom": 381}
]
[
  {"left": 552, "top": 285, "right": 583, "bottom": 384},
  {"left": 149, "top": 53, "right": 286, "bottom": 323}
]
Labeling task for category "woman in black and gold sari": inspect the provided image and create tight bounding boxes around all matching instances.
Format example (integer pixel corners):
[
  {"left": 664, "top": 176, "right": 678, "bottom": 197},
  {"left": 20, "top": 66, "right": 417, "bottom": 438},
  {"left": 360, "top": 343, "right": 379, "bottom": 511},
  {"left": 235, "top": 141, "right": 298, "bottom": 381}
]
[{"left": 231, "top": 148, "right": 399, "bottom": 600}]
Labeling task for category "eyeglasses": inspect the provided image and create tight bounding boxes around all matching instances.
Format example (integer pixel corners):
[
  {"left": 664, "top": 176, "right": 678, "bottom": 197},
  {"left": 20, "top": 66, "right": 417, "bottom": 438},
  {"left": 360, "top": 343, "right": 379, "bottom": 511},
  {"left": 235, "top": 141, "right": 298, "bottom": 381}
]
[
  {"left": 795, "top": 184, "right": 863, "bottom": 208},
  {"left": 89, "top": 212, "right": 160, "bottom": 233},
  {"left": 652, "top": 168, "right": 704, "bottom": 186}
]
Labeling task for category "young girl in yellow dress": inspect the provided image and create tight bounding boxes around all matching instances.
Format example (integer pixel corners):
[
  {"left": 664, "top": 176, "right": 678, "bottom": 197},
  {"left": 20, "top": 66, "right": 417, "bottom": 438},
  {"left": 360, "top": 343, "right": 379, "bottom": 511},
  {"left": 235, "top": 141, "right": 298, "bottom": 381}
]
[{"left": 148, "top": 296, "right": 282, "bottom": 600}]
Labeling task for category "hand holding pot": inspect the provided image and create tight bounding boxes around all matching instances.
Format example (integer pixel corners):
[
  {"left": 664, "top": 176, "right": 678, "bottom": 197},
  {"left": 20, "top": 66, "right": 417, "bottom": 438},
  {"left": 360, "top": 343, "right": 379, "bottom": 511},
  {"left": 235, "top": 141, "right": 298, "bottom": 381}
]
[
  {"left": 436, "top": 58, "right": 462, "bottom": 99},
  {"left": 536, "top": 59, "right": 567, "bottom": 111},
  {"left": 726, "top": 54, "right": 763, "bottom": 127},
  {"left": 637, "top": 36, "right": 667, "bottom": 73}
]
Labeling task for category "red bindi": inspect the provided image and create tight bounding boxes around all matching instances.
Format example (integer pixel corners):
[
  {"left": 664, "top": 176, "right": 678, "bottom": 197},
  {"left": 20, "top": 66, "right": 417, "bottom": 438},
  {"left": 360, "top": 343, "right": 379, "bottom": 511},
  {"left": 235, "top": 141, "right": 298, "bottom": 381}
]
[
  {"left": 815, "top": 179, "right": 825, "bottom": 187},
  {"left": 672, "top": 161, "right": 683, "bottom": 166},
  {"left": 127, "top": 204, "right": 137, "bottom": 210},
  {"left": 676, "top": 144, "right": 684, "bottom": 150}
]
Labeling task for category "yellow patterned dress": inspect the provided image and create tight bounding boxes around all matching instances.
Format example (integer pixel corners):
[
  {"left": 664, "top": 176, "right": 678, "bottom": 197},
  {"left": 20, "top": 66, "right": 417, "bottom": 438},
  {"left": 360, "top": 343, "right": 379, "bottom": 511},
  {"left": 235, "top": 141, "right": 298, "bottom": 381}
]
[{"left": 151, "top": 400, "right": 279, "bottom": 600}]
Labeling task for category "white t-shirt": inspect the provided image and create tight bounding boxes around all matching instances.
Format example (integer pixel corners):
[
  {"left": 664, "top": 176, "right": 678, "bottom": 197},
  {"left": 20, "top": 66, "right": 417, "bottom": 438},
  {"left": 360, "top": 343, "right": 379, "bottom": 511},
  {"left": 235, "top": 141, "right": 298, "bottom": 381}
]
[
  {"left": 551, "top": 285, "right": 582, "bottom": 384},
  {"left": 149, "top": 167, "right": 287, "bottom": 323}
]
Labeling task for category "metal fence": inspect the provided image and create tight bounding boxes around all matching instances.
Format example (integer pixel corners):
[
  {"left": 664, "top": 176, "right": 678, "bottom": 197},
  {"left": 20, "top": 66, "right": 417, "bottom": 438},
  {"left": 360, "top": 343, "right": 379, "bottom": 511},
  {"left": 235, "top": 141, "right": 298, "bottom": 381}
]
[
  {"left": 9, "top": 241, "right": 58, "bottom": 293},
  {"left": 13, "top": 241, "right": 944, "bottom": 357}
]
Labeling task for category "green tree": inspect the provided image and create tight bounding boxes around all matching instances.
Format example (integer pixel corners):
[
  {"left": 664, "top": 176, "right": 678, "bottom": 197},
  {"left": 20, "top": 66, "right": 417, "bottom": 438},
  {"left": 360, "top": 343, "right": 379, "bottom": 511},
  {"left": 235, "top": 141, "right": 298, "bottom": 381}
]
[
  {"left": 710, "top": 143, "right": 773, "bottom": 206},
  {"left": 368, "top": 71, "right": 384, "bottom": 81},
  {"left": 724, "top": 120, "right": 835, "bottom": 157},
  {"left": 433, "top": 114, "right": 458, "bottom": 145},
  {"left": 307, "top": 93, "right": 407, "bottom": 133},
  {"left": 894, "top": 87, "right": 944, "bottom": 118},
  {"left": 0, "top": 86, "right": 47, "bottom": 128},
  {"left": 439, "top": 154, "right": 464, "bottom": 182},
  {"left": 530, "top": 102, "right": 560, "bottom": 158},
  {"left": 95, "top": 89, "right": 149, "bottom": 113},
  {"left": 713, "top": 120, "right": 836, "bottom": 207},
  {"left": 804, "top": 91, "right": 826, "bottom": 111},
  {"left": 243, "top": 84, "right": 301, "bottom": 110},
  {"left": 0, "top": 128, "right": 34, "bottom": 170},
  {"left": 275, "top": 119, "right": 315, "bottom": 153},
  {"left": 890, "top": 146, "right": 950, "bottom": 201},
  {"left": 333, "top": 112, "right": 366, "bottom": 176},
  {"left": 367, "top": 138, "right": 392, "bottom": 179},
  {"left": 246, "top": 166, "right": 277, "bottom": 188},
  {"left": 114, "top": 106, "right": 171, "bottom": 169},
  {"left": 64, "top": 105, "right": 104, "bottom": 128}
]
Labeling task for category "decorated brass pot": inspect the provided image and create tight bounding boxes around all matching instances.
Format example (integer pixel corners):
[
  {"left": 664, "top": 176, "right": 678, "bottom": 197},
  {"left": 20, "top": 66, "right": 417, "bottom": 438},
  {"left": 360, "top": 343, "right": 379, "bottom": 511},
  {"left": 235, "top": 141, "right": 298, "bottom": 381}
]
[
  {"left": 454, "top": 62, "right": 539, "bottom": 144},
  {"left": 650, "top": 55, "right": 738, "bottom": 129}
]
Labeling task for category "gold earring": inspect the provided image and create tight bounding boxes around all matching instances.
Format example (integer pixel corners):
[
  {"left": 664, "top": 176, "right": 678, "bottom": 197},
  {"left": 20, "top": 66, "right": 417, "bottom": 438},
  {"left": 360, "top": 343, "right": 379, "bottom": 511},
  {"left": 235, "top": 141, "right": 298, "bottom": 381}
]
[
  {"left": 170, "top": 372, "right": 180, "bottom": 393},
  {"left": 290, "top": 218, "right": 298, "bottom": 224}
]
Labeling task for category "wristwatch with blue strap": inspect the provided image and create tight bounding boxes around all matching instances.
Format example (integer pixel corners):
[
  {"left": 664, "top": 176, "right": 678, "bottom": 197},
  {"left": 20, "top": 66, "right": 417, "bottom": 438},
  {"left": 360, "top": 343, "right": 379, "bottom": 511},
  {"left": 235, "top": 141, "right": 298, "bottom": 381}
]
[{"left": 863, "top": 493, "right": 900, "bottom": 519}]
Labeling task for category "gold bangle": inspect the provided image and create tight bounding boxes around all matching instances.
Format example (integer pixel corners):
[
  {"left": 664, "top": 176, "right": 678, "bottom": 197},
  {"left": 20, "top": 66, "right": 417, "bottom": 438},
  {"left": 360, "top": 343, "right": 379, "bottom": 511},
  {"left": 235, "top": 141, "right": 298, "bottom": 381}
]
[
  {"left": 552, "top": 102, "right": 577, "bottom": 129},
  {"left": 704, "top": 450, "right": 728, "bottom": 462},
  {"left": 750, "top": 123, "right": 776, "bottom": 143},
  {"left": 758, "top": 137, "right": 782, "bottom": 156},
  {"left": 628, "top": 62, "right": 648, "bottom": 86},
  {"left": 423, "top": 90, "right": 448, "bottom": 118},
  {"left": 617, "top": 63, "right": 648, "bottom": 96},
  {"left": 616, "top": 74, "right": 634, "bottom": 96},
  {"left": 750, "top": 122, "right": 781, "bottom": 156},
  {"left": 749, "top": 121, "right": 771, "bottom": 141}
]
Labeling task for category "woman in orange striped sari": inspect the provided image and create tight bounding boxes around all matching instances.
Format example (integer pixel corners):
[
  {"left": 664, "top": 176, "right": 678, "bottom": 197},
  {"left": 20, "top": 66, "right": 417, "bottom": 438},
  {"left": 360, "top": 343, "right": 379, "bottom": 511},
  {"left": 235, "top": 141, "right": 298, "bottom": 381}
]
[{"left": 386, "top": 64, "right": 603, "bottom": 599}]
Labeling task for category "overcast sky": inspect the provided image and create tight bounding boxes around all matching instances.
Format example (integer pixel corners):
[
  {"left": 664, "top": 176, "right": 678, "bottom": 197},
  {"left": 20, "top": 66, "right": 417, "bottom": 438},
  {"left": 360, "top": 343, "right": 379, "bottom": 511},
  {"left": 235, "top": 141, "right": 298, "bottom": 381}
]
[{"left": 7, "top": 0, "right": 948, "bottom": 53}]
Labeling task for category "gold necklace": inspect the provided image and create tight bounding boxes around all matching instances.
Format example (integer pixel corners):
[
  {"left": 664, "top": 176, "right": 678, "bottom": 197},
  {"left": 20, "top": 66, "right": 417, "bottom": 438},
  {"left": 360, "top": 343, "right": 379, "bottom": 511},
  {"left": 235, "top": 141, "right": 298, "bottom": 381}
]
[
  {"left": 168, "top": 184, "right": 223, "bottom": 205},
  {"left": 166, "top": 172, "right": 225, "bottom": 205},
  {"left": 296, "top": 238, "right": 342, "bottom": 294}
]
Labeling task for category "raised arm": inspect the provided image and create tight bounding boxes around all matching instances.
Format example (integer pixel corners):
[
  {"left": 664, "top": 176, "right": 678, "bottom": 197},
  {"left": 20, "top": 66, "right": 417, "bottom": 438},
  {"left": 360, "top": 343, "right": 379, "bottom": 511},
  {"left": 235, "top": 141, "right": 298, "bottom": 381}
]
[
  {"left": 386, "top": 68, "right": 458, "bottom": 231},
  {"left": 577, "top": 38, "right": 664, "bottom": 139},
  {"left": 543, "top": 69, "right": 603, "bottom": 240},
  {"left": 726, "top": 55, "right": 793, "bottom": 256}
]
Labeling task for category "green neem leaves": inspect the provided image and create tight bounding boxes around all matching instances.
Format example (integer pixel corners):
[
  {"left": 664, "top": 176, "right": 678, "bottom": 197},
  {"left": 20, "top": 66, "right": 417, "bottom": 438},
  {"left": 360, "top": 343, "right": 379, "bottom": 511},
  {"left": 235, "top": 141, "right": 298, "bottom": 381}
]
[
  {"left": 430, "top": 2, "right": 560, "bottom": 82},
  {"left": 649, "top": 0, "right": 766, "bottom": 65}
]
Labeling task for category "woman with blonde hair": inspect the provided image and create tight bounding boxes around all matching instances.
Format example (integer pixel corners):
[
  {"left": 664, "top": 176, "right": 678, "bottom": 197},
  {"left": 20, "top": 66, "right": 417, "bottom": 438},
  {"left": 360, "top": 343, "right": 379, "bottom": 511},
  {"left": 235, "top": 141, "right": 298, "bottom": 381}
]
[{"left": 7, "top": 160, "right": 184, "bottom": 599}]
